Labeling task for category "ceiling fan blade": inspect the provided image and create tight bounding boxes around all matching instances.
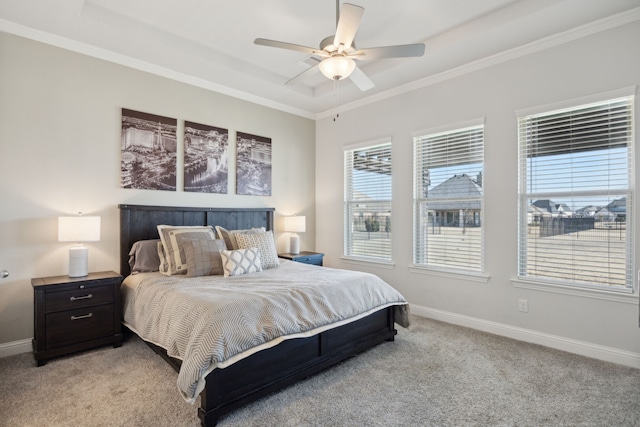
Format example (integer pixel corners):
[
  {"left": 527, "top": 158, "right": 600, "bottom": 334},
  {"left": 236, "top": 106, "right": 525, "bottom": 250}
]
[
  {"left": 285, "top": 64, "right": 321, "bottom": 86},
  {"left": 333, "top": 3, "right": 364, "bottom": 50},
  {"left": 353, "top": 43, "right": 425, "bottom": 60},
  {"left": 254, "top": 38, "right": 329, "bottom": 57},
  {"left": 349, "top": 65, "right": 375, "bottom": 92}
]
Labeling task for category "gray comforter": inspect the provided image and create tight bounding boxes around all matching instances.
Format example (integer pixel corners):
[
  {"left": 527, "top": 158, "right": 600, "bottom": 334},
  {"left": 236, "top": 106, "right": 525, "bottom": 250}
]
[{"left": 121, "top": 260, "right": 409, "bottom": 402}]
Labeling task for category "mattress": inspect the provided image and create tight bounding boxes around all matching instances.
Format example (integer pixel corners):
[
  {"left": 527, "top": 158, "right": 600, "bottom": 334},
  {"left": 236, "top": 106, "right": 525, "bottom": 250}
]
[{"left": 121, "top": 260, "right": 409, "bottom": 402}]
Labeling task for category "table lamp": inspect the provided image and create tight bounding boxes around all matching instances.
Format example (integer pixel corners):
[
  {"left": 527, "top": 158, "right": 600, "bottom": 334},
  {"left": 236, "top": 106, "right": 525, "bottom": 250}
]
[
  {"left": 58, "top": 214, "right": 101, "bottom": 277},
  {"left": 284, "top": 215, "right": 306, "bottom": 255}
]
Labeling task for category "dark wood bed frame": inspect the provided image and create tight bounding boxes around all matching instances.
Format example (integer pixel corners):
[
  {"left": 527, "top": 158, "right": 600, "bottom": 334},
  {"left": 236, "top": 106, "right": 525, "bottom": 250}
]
[{"left": 119, "top": 204, "right": 398, "bottom": 427}]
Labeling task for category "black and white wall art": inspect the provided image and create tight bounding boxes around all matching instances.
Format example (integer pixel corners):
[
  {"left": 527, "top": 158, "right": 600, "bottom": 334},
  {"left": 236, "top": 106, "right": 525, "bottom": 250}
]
[
  {"left": 184, "top": 121, "right": 228, "bottom": 193},
  {"left": 236, "top": 131, "right": 272, "bottom": 196},
  {"left": 121, "top": 108, "right": 177, "bottom": 191}
]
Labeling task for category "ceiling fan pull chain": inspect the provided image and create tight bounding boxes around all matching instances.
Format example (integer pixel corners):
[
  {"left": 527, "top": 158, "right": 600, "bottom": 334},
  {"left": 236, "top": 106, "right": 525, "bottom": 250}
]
[{"left": 333, "top": 78, "right": 340, "bottom": 122}]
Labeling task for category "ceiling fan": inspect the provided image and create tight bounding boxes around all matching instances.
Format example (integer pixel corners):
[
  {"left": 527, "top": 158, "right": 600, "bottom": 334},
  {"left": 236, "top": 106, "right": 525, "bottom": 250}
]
[{"left": 254, "top": 1, "right": 425, "bottom": 91}]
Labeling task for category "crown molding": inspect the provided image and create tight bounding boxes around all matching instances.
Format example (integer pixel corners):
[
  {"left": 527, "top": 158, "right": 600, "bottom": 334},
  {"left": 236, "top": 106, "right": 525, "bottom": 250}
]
[
  {"left": 0, "top": 19, "right": 315, "bottom": 120},
  {"left": 316, "top": 6, "right": 640, "bottom": 119}
]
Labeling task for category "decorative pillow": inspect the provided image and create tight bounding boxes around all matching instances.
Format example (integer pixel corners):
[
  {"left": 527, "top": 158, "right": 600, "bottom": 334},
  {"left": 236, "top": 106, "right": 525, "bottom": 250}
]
[
  {"left": 157, "top": 241, "right": 169, "bottom": 275},
  {"left": 128, "top": 239, "right": 161, "bottom": 273},
  {"left": 220, "top": 248, "right": 262, "bottom": 277},
  {"left": 184, "top": 239, "right": 226, "bottom": 277},
  {"left": 157, "top": 225, "right": 216, "bottom": 275},
  {"left": 235, "top": 230, "right": 280, "bottom": 270},
  {"left": 215, "top": 225, "right": 266, "bottom": 250}
]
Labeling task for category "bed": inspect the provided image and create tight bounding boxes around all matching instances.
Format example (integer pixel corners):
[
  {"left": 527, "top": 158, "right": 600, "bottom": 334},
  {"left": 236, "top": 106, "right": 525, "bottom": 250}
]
[{"left": 119, "top": 204, "right": 409, "bottom": 427}]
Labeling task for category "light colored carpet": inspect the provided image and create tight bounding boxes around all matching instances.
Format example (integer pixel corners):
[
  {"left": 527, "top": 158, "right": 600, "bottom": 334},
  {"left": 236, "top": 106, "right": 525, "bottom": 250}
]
[{"left": 1, "top": 316, "right": 638, "bottom": 426}]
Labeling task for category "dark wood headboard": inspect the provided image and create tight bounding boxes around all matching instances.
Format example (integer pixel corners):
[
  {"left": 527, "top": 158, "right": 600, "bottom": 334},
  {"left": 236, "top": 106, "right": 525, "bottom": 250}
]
[{"left": 119, "top": 204, "right": 275, "bottom": 277}]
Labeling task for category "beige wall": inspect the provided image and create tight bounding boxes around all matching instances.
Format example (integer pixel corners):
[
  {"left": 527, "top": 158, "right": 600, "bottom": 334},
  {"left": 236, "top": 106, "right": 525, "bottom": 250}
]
[
  {"left": 0, "top": 33, "right": 315, "bottom": 346},
  {"left": 316, "top": 21, "right": 640, "bottom": 366}
]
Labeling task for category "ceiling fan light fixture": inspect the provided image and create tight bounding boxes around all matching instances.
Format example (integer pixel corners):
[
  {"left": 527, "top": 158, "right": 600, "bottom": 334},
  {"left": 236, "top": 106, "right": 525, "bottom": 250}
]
[{"left": 319, "top": 55, "right": 356, "bottom": 80}]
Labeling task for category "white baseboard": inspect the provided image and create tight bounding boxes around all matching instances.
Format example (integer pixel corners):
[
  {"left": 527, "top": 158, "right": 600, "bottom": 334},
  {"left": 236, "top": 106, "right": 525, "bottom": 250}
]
[
  {"left": 411, "top": 304, "right": 640, "bottom": 369},
  {"left": 0, "top": 338, "right": 32, "bottom": 358},
  {"left": 3, "top": 308, "right": 638, "bottom": 369}
]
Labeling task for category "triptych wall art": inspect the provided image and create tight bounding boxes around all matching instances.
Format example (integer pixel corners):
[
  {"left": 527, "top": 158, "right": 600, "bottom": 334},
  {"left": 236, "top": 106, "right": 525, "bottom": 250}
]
[{"left": 120, "top": 108, "right": 271, "bottom": 196}]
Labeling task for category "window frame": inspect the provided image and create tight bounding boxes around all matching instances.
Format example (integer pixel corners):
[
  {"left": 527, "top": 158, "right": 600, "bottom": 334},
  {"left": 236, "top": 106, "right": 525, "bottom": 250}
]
[
  {"left": 516, "top": 88, "right": 635, "bottom": 294},
  {"left": 412, "top": 119, "right": 485, "bottom": 275},
  {"left": 343, "top": 138, "right": 393, "bottom": 264}
]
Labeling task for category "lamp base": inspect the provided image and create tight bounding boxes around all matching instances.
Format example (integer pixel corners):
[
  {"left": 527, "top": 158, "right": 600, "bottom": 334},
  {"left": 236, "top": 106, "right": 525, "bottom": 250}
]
[
  {"left": 289, "top": 234, "right": 300, "bottom": 255},
  {"left": 69, "top": 245, "right": 89, "bottom": 277}
]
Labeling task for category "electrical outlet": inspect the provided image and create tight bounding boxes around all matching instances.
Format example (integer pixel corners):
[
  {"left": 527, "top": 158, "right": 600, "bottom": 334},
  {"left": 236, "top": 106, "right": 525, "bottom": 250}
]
[{"left": 518, "top": 299, "right": 528, "bottom": 313}]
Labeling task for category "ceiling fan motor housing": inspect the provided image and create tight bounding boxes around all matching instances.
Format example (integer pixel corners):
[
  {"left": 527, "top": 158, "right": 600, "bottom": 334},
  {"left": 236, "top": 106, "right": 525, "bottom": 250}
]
[{"left": 320, "top": 35, "right": 356, "bottom": 53}]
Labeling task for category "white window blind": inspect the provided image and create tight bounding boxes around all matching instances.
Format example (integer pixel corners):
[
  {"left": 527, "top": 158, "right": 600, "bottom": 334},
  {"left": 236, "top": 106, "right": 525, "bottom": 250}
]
[
  {"left": 344, "top": 142, "right": 392, "bottom": 261},
  {"left": 517, "top": 96, "right": 633, "bottom": 291},
  {"left": 413, "top": 124, "right": 484, "bottom": 272}
]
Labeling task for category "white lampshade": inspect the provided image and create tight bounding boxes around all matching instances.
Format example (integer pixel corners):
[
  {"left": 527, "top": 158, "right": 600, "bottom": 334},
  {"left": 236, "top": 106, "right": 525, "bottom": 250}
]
[
  {"left": 319, "top": 56, "right": 356, "bottom": 81},
  {"left": 58, "top": 216, "right": 101, "bottom": 242},
  {"left": 284, "top": 216, "right": 306, "bottom": 233},
  {"left": 284, "top": 216, "right": 306, "bottom": 255},
  {"left": 58, "top": 215, "right": 101, "bottom": 277}
]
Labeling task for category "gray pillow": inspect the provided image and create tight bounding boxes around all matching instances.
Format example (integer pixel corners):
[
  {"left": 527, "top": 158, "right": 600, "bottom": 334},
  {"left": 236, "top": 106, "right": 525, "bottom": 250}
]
[
  {"left": 184, "top": 239, "right": 227, "bottom": 277},
  {"left": 128, "top": 239, "right": 161, "bottom": 273}
]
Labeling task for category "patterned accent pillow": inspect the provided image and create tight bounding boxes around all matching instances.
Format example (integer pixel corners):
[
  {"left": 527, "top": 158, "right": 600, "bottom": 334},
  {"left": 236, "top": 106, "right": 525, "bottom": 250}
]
[
  {"left": 235, "top": 230, "right": 280, "bottom": 270},
  {"left": 157, "top": 225, "right": 216, "bottom": 275},
  {"left": 215, "top": 226, "right": 266, "bottom": 250},
  {"left": 220, "top": 247, "right": 263, "bottom": 277},
  {"left": 184, "top": 239, "right": 226, "bottom": 277}
]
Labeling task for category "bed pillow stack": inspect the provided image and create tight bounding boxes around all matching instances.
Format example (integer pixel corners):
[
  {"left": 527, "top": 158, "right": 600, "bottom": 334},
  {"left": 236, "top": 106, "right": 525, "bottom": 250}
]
[{"left": 131, "top": 225, "right": 279, "bottom": 278}]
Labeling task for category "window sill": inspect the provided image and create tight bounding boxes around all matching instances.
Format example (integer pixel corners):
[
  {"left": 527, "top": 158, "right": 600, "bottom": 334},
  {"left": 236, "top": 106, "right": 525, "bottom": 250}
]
[
  {"left": 340, "top": 256, "right": 396, "bottom": 270},
  {"left": 512, "top": 277, "right": 638, "bottom": 304},
  {"left": 409, "top": 265, "right": 490, "bottom": 283}
]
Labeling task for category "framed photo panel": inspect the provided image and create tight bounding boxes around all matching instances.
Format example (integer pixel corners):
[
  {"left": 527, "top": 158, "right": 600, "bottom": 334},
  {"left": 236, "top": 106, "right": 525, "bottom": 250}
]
[
  {"left": 120, "top": 108, "right": 177, "bottom": 191},
  {"left": 184, "top": 121, "right": 228, "bottom": 193},
  {"left": 236, "top": 131, "right": 272, "bottom": 196}
]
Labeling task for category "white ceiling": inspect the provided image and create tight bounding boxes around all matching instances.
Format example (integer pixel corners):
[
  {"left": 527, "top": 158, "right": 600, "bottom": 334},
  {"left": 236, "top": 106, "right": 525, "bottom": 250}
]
[{"left": 1, "top": 0, "right": 640, "bottom": 118}]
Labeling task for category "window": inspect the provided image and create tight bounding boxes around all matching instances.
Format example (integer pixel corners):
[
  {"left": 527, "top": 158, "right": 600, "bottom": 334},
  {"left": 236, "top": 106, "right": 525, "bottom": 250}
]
[
  {"left": 344, "top": 140, "right": 392, "bottom": 261},
  {"left": 413, "top": 122, "right": 484, "bottom": 272},
  {"left": 517, "top": 94, "right": 633, "bottom": 291}
]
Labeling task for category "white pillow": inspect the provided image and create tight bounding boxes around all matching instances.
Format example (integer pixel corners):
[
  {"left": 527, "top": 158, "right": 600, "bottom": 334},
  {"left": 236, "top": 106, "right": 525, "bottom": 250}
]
[
  {"left": 157, "top": 225, "right": 216, "bottom": 275},
  {"left": 220, "top": 247, "right": 263, "bottom": 277},
  {"left": 235, "top": 230, "right": 280, "bottom": 270}
]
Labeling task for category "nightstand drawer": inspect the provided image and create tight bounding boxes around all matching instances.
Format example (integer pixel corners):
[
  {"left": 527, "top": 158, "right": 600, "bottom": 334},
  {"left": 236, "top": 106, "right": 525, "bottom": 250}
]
[
  {"left": 46, "top": 284, "right": 114, "bottom": 312},
  {"left": 296, "top": 255, "right": 323, "bottom": 265},
  {"left": 45, "top": 304, "right": 114, "bottom": 348},
  {"left": 278, "top": 251, "right": 324, "bottom": 266}
]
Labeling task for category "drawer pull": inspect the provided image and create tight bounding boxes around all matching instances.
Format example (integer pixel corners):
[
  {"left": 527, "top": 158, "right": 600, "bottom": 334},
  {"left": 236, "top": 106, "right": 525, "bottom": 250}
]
[
  {"left": 70, "top": 294, "right": 93, "bottom": 301},
  {"left": 70, "top": 313, "right": 93, "bottom": 320}
]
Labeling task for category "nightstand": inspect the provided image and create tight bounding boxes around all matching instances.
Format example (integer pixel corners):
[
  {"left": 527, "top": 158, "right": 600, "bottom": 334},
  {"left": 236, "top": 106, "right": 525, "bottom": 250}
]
[
  {"left": 32, "top": 271, "right": 123, "bottom": 366},
  {"left": 279, "top": 251, "right": 324, "bottom": 266}
]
